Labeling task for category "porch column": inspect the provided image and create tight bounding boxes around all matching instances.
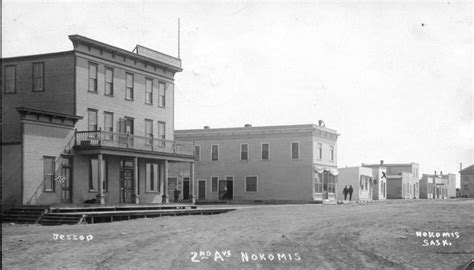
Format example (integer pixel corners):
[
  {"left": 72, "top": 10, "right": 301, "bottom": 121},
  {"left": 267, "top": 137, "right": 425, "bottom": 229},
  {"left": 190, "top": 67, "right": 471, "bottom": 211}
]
[
  {"left": 96, "top": 154, "right": 105, "bottom": 205},
  {"left": 133, "top": 157, "right": 139, "bottom": 204},
  {"left": 191, "top": 162, "right": 196, "bottom": 204},
  {"left": 162, "top": 160, "right": 169, "bottom": 203}
]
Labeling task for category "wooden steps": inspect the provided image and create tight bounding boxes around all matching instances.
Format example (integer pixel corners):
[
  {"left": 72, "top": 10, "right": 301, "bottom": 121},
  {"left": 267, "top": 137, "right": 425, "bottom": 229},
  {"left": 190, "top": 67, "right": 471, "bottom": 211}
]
[
  {"left": 3, "top": 204, "right": 234, "bottom": 225},
  {"left": 2, "top": 207, "right": 48, "bottom": 224}
]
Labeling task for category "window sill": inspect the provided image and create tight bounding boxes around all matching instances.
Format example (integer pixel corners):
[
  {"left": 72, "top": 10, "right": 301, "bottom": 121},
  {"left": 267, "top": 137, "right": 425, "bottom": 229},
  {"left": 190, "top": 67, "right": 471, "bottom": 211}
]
[
  {"left": 125, "top": 98, "right": 135, "bottom": 101},
  {"left": 33, "top": 89, "right": 45, "bottom": 92},
  {"left": 104, "top": 94, "right": 114, "bottom": 97},
  {"left": 88, "top": 90, "right": 99, "bottom": 94}
]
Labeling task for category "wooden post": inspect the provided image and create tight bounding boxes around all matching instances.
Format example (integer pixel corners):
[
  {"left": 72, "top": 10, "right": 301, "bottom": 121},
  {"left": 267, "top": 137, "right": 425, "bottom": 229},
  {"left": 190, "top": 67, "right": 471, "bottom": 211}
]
[
  {"left": 134, "top": 157, "right": 139, "bottom": 204},
  {"left": 162, "top": 160, "right": 169, "bottom": 203},
  {"left": 191, "top": 162, "right": 196, "bottom": 204},
  {"left": 96, "top": 154, "right": 105, "bottom": 205}
]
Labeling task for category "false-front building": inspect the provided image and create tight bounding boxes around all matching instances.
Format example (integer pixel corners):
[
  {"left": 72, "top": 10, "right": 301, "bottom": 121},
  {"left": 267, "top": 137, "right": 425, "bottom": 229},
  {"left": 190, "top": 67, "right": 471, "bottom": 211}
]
[
  {"left": 169, "top": 123, "right": 340, "bottom": 203},
  {"left": 1, "top": 35, "right": 195, "bottom": 209}
]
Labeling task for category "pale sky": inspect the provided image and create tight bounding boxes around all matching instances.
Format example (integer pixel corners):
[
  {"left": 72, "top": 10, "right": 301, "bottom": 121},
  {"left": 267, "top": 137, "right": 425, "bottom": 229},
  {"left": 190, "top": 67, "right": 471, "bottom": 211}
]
[{"left": 2, "top": 0, "right": 473, "bottom": 187}]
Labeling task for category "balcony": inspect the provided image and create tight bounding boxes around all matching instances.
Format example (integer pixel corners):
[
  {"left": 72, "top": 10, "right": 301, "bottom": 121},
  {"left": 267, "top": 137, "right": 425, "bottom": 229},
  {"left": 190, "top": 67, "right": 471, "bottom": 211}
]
[{"left": 74, "top": 130, "right": 194, "bottom": 157}]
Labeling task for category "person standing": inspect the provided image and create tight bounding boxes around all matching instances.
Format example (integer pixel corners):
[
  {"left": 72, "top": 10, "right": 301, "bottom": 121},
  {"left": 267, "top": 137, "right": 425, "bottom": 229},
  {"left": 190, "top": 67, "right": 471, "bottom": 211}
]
[
  {"left": 343, "top": 186, "right": 349, "bottom": 200},
  {"left": 348, "top": 185, "right": 354, "bottom": 201}
]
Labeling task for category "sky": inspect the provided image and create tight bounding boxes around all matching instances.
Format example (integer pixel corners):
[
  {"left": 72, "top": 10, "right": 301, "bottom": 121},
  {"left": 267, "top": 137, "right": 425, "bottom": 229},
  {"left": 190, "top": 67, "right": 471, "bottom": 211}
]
[{"left": 2, "top": 0, "right": 472, "bottom": 187}]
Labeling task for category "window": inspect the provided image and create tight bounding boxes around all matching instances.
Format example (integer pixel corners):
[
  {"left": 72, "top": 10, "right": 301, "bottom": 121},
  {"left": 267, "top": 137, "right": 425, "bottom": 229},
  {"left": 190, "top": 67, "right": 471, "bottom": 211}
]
[
  {"left": 88, "top": 63, "right": 98, "bottom": 92},
  {"left": 291, "top": 142, "right": 300, "bottom": 159},
  {"left": 145, "top": 119, "right": 153, "bottom": 144},
  {"left": 43, "top": 156, "right": 55, "bottom": 192},
  {"left": 211, "top": 177, "right": 218, "bottom": 192},
  {"left": 104, "top": 112, "right": 113, "bottom": 140},
  {"left": 330, "top": 146, "right": 334, "bottom": 162},
  {"left": 4, "top": 65, "right": 16, "bottom": 93},
  {"left": 314, "top": 173, "right": 322, "bottom": 193},
  {"left": 318, "top": 143, "right": 323, "bottom": 160},
  {"left": 145, "top": 78, "right": 153, "bottom": 104},
  {"left": 105, "top": 67, "right": 114, "bottom": 96},
  {"left": 89, "top": 158, "right": 108, "bottom": 192},
  {"left": 88, "top": 109, "right": 98, "bottom": 131},
  {"left": 158, "top": 81, "right": 166, "bottom": 107},
  {"left": 241, "top": 144, "right": 248, "bottom": 160},
  {"left": 33, "top": 62, "right": 44, "bottom": 91},
  {"left": 261, "top": 143, "right": 269, "bottom": 160},
  {"left": 158, "top": 121, "right": 166, "bottom": 140},
  {"left": 146, "top": 163, "right": 160, "bottom": 192},
  {"left": 194, "top": 145, "right": 201, "bottom": 161},
  {"left": 245, "top": 176, "right": 258, "bottom": 192},
  {"left": 212, "top": 145, "right": 219, "bottom": 161},
  {"left": 126, "top": 73, "right": 134, "bottom": 100}
]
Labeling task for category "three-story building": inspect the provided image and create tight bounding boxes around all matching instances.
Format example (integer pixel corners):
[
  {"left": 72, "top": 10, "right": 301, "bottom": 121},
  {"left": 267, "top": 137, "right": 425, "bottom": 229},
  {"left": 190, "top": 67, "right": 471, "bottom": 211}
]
[{"left": 1, "top": 35, "right": 195, "bottom": 209}]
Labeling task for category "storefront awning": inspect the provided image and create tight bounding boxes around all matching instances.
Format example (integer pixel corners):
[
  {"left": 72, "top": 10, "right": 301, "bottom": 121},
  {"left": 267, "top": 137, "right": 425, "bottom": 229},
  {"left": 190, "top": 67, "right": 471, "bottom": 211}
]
[{"left": 314, "top": 166, "right": 339, "bottom": 176}]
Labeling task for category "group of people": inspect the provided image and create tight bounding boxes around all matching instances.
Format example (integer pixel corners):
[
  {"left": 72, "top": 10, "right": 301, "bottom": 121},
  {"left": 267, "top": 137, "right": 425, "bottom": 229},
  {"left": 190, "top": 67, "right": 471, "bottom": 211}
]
[{"left": 343, "top": 185, "right": 354, "bottom": 201}]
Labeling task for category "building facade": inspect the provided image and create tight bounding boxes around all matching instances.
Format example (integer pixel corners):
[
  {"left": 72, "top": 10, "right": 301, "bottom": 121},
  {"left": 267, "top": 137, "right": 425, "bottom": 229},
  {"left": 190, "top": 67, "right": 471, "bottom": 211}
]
[
  {"left": 460, "top": 165, "right": 474, "bottom": 198},
  {"left": 420, "top": 172, "right": 455, "bottom": 199},
  {"left": 337, "top": 167, "right": 374, "bottom": 202},
  {"left": 363, "top": 161, "right": 419, "bottom": 199},
  {"left": 1, "top": 35, "right": 195, "bottom": 209},
  {"left": 169, "top": 124, "right": 339, "bottom": 203}
]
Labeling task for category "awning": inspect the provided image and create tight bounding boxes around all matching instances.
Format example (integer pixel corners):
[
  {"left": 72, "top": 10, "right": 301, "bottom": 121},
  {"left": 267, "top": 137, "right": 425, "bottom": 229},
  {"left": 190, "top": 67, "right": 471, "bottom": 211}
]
[{"left": 314, "top": 166, "right": 339, "bottom": 176}]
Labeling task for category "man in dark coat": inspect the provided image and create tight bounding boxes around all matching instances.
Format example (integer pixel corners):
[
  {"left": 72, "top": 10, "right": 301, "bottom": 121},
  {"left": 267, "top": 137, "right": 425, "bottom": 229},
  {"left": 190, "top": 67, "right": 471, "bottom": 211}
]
[
  {"left": 343, "top": 186, "right": 349, "bottom": 200},
  {"left": 348, "top": 185, "right": 354, "bottom": 201}
]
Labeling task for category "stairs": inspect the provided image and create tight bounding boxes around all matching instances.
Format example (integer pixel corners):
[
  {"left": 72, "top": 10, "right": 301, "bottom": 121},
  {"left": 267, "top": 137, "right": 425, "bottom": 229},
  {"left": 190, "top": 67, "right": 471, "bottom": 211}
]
[
  {"left": 38, "top": 213, "right": 85, "bottom": 226},
  {"left": 2, "top": 206, "right": 48, "bottom": 224}
]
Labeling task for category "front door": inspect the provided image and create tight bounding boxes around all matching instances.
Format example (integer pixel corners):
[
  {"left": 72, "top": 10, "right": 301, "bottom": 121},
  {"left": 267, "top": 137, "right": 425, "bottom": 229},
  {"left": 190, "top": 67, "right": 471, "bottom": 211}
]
[
  {"left": 120, "top": 160, "right": 134, "bottom": 203},
  {"left": 60, "top": 157, "right": 72, "bottom": 203},
  {"left": 198, "top": 180, "right": 206, "bottom": 200},
  {"left": 218, "top": 179, "right": 233, "bottom": 200},
  {"left": 183, "top": 178, "right": 190, "bottom": 200}
]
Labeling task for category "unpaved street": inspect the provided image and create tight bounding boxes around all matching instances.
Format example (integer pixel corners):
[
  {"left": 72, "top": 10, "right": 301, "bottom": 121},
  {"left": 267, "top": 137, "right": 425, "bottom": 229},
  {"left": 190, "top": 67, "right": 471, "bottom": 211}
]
[{"left": 2, "top": 200, "right": 473, "bottom": 269}]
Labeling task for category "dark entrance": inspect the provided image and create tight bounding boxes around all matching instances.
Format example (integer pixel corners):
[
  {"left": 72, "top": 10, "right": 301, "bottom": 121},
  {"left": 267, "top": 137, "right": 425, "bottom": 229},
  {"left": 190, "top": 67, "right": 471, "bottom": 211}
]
[
  {"left": 218, "top": 178, "right": 233, "bottom": 200},
  {"left": 60, "top": 157, "right": 73, "bottom": 203},
  {"left": 183, "top": 177, "right": 190, "bottom": 200},
  {"left": 120, "top": 159, "right": 134, "bottom": 203},
  {"left": 198, "top": 180, "right": 206, "bottom": 200}
]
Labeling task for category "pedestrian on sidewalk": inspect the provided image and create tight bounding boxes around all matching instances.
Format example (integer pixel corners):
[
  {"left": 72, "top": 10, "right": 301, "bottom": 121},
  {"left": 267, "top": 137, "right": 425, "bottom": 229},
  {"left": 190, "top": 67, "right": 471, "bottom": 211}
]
[
  {"left": 348, "top": 185, "right": 354, "bottom": 201},
  {"left": 343, "top": 186, "right": 349, "bottom": 200}
]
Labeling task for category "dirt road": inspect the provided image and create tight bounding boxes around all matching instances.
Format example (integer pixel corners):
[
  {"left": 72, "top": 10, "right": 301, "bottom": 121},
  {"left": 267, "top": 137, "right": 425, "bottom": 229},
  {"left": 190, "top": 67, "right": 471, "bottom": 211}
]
[{"left": 2, "top": 200, "right": 473, "bottom": 269}]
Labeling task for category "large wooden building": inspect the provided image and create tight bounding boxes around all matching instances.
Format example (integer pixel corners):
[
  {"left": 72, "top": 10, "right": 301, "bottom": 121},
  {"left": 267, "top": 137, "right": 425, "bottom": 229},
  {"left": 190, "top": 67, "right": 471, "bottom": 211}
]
[
  {"left": 1, "top": 35, "right": 195, "bottom": 209},
  {"left": 169, "top": 123, "right": 340, "bottom": 203}
]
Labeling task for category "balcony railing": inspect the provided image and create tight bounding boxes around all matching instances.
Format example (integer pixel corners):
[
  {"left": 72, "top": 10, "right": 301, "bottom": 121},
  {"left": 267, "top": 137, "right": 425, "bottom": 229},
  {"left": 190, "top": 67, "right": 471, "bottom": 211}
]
[{"left": 75, "top": 130, "right": 194, "bottom": 156}]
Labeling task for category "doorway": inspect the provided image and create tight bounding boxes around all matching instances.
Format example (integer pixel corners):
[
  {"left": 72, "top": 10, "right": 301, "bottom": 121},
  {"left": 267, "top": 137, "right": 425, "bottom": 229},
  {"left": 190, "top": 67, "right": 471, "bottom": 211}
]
[
  {"left": 183, "top": 178, "right": 190, "bottom": 200},
  {"left": 219, "top": 177, "right": 233, "bottom": 200},
  {"left": 120, "top": 159, "right": 134, "bottom": 203},
  {"left": 60, "top": 157, "right": 72, "bottom": 203},
  {"left": 198, "top": 180, "right": 206, "bottom": 200}
]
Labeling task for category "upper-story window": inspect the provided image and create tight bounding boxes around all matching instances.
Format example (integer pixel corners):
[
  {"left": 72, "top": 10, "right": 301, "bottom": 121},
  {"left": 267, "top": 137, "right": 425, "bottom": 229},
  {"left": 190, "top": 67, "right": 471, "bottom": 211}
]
[
  {"left": 291, "top": 142, "right": 300, "bottom": 159},
  {"left": 145, "top": 119, "right": 153, "bottom": 145},
  {"left": 104, "top": 112, "right": 113, "bottom": 140},
  {"left": 330, "top": 146, "right": 334, "bottom": 162},
  {"left": 32, "top": 62, "right": 45, "bottom": 91},
  {"left": 158, "top": 81, "right": 166, "bottom": 107},
  {"left": 318, "top": 143, "right": 323, "bottom": 160},
  {"left": 261, "top": 143, "right": 269, "bottom": 160},
  {"left": 194, "top": 145, "right": 201, "bottom": 161},
  {"left": 126, "top": 73, "right": 134, "bottom": 100},
  {"left": 4, "top": 65, "right": 16, "bottom": 94},
  {"left": 211, "top": 145, "right": 219, "bottom": 161},
  {"left": 241, "top": 144, "right": 249, "bottom": 161},
  {"left": 88, "top": 63, "right": 98, "bottom": 92},
  {"left": 88, "top": 109, "right": 98, "bottom": 131},
  {"left": 158, "top": 121, "right": 166, "bottom": 140},
  {"left": 105, "top": 67, "right": 114, "bottom": 96},
  {"left": 145, "top": 78, "right": 153, "bottom": 104}
]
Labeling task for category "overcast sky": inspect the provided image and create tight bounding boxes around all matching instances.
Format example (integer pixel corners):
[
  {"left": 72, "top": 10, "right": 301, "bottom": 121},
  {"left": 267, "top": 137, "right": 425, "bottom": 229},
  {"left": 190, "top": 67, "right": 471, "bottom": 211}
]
[{"left": 3, "top": 0, "right": 472, "bottom": 186}]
